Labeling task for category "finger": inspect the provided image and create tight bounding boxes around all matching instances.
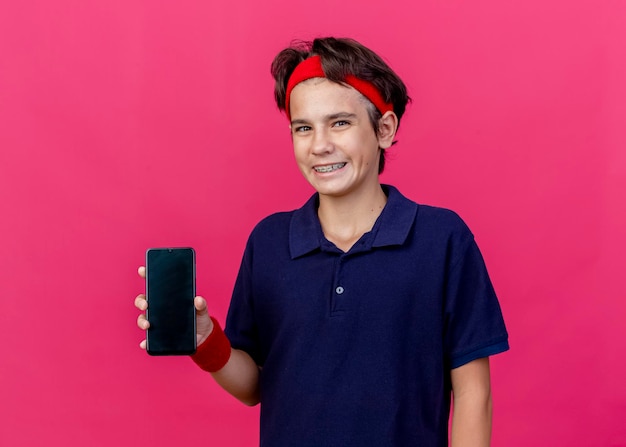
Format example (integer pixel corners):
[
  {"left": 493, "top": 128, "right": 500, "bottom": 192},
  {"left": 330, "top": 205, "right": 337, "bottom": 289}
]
[
  {"left": 137, "top": 314, "right": 150, "bottom": 330},
  {"left": 195, "top": 296, "right": 208, "bottom": 314},
  {"left": 134, "top": 294, "right": 147, "bottom": 311},
  {"left": 138, "top": 266, "right": 146, "bottom": 278},
  {"left": 139, "top": 339, "right": 146, "bottom": 350}
]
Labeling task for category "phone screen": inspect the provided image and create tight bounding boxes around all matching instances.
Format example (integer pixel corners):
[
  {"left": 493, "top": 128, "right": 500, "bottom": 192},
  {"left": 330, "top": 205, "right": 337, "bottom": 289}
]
[{"left": 146, "top": 248, "right": 196, "bottom": 355}]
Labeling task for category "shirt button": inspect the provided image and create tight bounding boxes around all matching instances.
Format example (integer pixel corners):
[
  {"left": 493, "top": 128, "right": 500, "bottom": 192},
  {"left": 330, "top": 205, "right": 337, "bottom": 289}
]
[{"left": 335, "top": 286, "right": 344, "bottom": 295}]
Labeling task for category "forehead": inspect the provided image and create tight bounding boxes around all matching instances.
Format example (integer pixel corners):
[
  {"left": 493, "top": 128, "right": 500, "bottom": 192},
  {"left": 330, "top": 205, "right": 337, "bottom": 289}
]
[{"left": 289, "top": 78, "right": 368, "bottom": 118}]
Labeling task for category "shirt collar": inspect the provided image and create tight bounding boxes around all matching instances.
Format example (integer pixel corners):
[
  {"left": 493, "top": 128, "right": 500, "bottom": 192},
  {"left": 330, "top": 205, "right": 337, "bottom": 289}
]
[{"left": 289, "top": 185, "right": 418, "bottom": 259}]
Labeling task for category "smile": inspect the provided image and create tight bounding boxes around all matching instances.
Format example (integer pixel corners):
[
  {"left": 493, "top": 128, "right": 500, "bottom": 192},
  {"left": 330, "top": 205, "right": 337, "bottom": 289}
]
[{"left": 314, "top": 163, "right": 346, "bottom": 173}]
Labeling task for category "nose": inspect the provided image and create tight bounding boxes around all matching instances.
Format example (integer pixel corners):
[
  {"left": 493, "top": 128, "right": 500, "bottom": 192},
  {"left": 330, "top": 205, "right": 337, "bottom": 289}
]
[{"left": 310, "top": 128, "right": 334, "bottom": 155}]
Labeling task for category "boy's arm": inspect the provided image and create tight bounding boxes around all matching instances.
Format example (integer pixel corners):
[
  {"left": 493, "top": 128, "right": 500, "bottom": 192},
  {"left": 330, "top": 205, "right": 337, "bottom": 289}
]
[
  {"left": 190, "top": 300, "right": 261, "bottom": 407},
  {"left": 210, "top": 347, "right": 260, "bottom": 406},
  {"left": 450, "top": 357, "right": 493, "bottom": 447}
]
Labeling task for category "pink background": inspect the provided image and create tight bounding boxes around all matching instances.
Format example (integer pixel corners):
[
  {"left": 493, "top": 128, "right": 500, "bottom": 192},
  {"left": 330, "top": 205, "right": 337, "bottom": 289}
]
[{"left": 1, "top": 0, "right": 625, "bottom": 445}]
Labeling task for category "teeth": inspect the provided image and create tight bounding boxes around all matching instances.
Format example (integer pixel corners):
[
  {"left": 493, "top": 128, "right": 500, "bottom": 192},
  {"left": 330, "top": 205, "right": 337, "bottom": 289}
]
[{"left": 314, "top": 163, "right": 346, "bottom": 173}]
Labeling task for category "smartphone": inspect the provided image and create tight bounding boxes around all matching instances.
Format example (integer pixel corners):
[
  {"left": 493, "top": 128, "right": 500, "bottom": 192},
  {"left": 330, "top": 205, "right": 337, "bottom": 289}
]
[{"left": 145, "top": 247, "right": 196, "bottom": 355}]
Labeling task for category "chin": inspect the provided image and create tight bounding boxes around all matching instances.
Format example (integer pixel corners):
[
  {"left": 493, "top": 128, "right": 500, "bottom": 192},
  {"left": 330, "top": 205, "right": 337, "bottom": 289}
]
[{"left": 315, "top": 185, "right": 353, "bottom": 198}]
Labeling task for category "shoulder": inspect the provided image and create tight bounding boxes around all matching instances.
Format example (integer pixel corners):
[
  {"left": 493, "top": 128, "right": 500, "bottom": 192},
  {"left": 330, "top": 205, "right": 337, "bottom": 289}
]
[
  {"left": 247, "top": 210, "right": 294, "bottom": 244},
  {"left": 415, "top": 204, "right": 472, "bottom": 238},
  {"left": 385, "top": 185, "right": 472, "bottom": 239},
  {"left": 246, "top": 193, "right": 320, "bottom": 255},
  {"left": 413, "top": 205, "right": 475, "bottom": 268},
  {"left": 250, "top": 192, "right": 318, "bottom": 237},
  {"left": 254, "top": 210, "right": 294, "bottom": 232},
  {"left": 384, "top": 186, "right": 476, "bottom": 265}
]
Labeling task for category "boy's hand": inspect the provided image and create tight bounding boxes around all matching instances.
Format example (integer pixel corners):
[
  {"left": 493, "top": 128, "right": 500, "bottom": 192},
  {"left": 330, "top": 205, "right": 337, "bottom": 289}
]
[{"left": 134, "top": 266, "right": 214, "bottom": 350}]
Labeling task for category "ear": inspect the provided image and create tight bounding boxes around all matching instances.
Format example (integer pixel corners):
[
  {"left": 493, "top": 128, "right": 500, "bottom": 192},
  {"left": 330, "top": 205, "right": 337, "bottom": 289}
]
[{"left": 377, "top": 111, "right": 399, "bottom": 149}]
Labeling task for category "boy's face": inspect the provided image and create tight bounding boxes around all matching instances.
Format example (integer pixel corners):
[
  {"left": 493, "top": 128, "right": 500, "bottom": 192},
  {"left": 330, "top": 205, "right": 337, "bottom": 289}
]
[{"left": 289, "top": 78, "right": 383, "bottom": 199}]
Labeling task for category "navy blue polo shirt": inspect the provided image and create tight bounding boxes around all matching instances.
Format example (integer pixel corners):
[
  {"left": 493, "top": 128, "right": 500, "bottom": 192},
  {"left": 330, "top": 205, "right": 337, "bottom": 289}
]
[{"left": 225, "top": 185, "right": 509, "bottom": 447}]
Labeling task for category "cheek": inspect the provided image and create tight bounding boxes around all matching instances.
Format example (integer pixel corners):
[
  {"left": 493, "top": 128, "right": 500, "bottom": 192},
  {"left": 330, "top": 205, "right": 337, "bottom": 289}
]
[
  {"left": 350, "top": 132, "right": 380, "bottom": 161},
  {"left": 292, "top": 145, "right": 309, "bottom": 171},
  {"left": 292, "top": 142, "right": 305, "bottom": 160}
]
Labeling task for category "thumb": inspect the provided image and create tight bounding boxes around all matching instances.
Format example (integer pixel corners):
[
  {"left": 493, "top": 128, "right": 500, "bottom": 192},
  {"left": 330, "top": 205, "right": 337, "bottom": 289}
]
[
  {"left": 194, "top": 296, "right": 214, "bottom": 345},
  {"left": 195, "top": 296, "right": 208, "bottom": 315}
]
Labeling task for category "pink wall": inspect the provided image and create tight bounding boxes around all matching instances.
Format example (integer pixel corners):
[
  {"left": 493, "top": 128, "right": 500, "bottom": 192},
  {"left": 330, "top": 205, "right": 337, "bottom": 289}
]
[{"left": 1, "top": 0, "right": 625, "bottom": 445}]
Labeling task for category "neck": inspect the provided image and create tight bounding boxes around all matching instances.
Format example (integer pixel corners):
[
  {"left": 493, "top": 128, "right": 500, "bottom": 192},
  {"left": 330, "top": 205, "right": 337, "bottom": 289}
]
[{"left": 317, "top": 183, "right": 387, "bottom": 252}]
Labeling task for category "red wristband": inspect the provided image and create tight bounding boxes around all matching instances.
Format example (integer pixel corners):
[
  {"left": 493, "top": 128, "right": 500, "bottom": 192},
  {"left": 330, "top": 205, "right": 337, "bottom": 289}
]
[{"left": 191, "top": 317, "right": 232, "bottom": 372}]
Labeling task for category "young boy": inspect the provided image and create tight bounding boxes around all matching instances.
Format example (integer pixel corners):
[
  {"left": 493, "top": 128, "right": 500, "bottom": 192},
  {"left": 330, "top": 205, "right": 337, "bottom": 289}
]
[{"left": 136, "top": 37, "right": 508, "bottom": 447}]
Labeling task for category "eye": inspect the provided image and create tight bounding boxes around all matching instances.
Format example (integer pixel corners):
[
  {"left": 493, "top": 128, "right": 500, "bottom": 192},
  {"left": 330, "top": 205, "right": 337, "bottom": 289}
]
[
  {"left": 293, "top": 125, "right": 312, "bottom": 133},
  {"left": 332, "top": 120, "right": 350, "bottom": 128}
]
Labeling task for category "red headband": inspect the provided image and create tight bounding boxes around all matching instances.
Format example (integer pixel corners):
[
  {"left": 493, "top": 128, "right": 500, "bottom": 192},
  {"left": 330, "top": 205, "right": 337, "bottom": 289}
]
[{"left": 284, "top": 55, "right": 394, "bottom": 120}]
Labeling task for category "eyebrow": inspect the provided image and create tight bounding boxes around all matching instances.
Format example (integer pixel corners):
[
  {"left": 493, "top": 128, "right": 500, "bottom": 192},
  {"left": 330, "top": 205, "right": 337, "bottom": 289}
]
[{"left": 290, "top": 112, "right": 358, "bottom": 126}]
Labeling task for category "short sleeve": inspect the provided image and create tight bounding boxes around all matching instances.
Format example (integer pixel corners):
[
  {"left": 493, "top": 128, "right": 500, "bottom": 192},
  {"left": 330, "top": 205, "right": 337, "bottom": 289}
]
[
  {"left": 444, "top": 236, "right": 509, "bottom": 369},
  {"left": 224, "top": 237, "right": 263, "bottom": 365}
]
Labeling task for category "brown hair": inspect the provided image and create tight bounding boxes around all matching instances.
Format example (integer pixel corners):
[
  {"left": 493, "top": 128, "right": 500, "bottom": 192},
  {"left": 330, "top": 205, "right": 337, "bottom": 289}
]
[{"left": 271, "top": 37, "right": 411, "bottom": 173}]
